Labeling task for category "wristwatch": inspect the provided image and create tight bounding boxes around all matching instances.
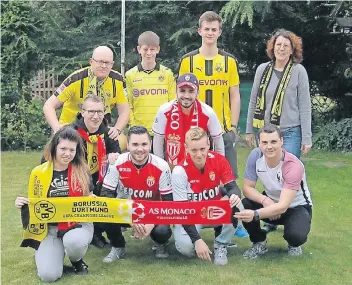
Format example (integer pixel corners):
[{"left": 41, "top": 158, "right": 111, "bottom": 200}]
[
  {"left": 231, "top": 124, "right": 239, "bottom": 134},
  {"left": 253, "top": 210, "right": 260, "bottom": 221}
]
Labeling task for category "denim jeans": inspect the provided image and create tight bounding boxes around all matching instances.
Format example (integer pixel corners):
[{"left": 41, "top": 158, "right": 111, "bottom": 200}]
[{"left": 254, "top": 126, "right": 302, "bottom": 159}]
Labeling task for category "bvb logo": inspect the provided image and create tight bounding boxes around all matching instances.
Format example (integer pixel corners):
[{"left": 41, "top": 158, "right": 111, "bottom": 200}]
[
  {"left": 28, "top": 223, "right": 46, "bottom": 235},
  {"left": 158, "top": 74, "right": 165, "bottom": 82},
  {"left": 34, "top": 200, "right": 56, "bottom": 221}
]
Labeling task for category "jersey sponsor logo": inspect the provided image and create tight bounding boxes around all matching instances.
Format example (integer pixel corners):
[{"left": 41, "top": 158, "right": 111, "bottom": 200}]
[
  {"left": 167, "top": 134, "right": 181, "bottom": 161},
  {"left": 190, "top": 179, "right": 200, "bottom": 184},
  {"left": 215, "top": 63, "right": 223, "bottom": 73},
  {"left": 55, "top": 83, "right": 67, "bottom": 95},
  {"left": 199, "top": 79, "right": 228, "bottom": 86},
  {"left": 147, "top": 176, "right": 155, "bottom": 187},
  {"left": 118, "top": 167, "right": 131, "bottom": 172},
  {"left": 209, "top": 171, "right": 215, "bottom": 181},
  {"left": 201, "top": 206, "right": 226, "bottom": 220},
  {"left": 132, "top": 88, "right": 168, "bottom": 97},
  {"left": 122, "top": 187, "right": 154, "bottom": 199},
  {"left": 132, "top": 78, "right": 143, "bottom": 83},
  {"left": 188, "top": 186, "right": 220, "bottom": 201}
]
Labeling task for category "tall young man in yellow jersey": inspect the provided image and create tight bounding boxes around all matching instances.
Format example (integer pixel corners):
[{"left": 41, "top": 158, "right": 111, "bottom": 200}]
[
  {"left": 43, "top": 46, "right": 130, "bottom": 140},
  {"left": 126, "top": 31, "right": 175, "bottom": 140},
  {"left": 178, "top": 11, "right": 241, "bottom": 179}
]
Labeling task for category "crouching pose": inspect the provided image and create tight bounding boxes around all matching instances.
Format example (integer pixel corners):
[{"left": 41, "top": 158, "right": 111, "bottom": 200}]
[
  {"left": 15, "top": 127, "right": 93, "bottom": 283},
  {"left": 172, "top": 127, "right": 242, "bottom": 266},
  {"left": 100, "top": 126, "right": 173, "bottom": 262},
  {"left": 234, "top": 125, "right": 313, "bottom": 259}
]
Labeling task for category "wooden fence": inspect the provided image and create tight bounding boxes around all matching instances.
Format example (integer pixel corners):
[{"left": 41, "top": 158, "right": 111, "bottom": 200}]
[{"left": 29, "top": 69, "right": 58, "bottom": 101}]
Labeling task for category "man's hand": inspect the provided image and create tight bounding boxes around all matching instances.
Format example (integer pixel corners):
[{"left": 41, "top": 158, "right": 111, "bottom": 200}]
[
  {"left": 108, "top": 126, "right": 121, "bottom": 140},
  {"left": 301, "top": 144, "right": 312, "bottom": 155},
  {"left": 108, "top": 152, "right": 120, "bottom": 164},
  {"left": 245, "top": 134, "right": 255, "bottom": 148},
  {"left": 229, "top": 194, "right": 241, "bottom": 208},
  {"left": 131, "top": 223, "right": 147, "bottom": 239},
  {"left": 262, "top": 196, "right": 281, "bottom": 221},
  {"left": 194, "top": 239, "right": 212, "bottom": 262},
  {"left": 15, "top": 197, "right": 30, "bottom": 209},
  {"left": 234, "top": 210, "right": 255, "bottom": 223}
]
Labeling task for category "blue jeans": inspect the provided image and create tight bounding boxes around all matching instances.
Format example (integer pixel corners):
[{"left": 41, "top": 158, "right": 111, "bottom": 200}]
[{"left": 254, "top": 126, "right": 302, "bottom": 159}]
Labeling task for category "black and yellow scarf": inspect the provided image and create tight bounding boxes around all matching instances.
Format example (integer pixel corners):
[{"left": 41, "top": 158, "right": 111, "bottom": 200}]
[
  {"left": 88, "top": 67, "right": 110, "bottom": 113},
  {"left": 253, "top": 59, "right": 294, "bottom": 128}
]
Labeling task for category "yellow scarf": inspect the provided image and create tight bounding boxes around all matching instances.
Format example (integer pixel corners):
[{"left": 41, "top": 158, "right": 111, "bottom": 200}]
[
  {"left": 88, "top": 67, "right": 110, "bottom": 113},
  {"left": 253, "top": 59, "right": 294, "bottom": 128}
]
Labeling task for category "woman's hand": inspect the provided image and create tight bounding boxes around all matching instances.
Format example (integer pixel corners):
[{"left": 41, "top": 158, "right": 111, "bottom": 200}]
[{"left": 15, "top": 197, "right": 30, "bottom": 209}]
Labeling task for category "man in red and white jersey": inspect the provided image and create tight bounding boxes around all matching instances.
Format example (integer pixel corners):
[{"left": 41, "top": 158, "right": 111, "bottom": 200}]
[
  {"left": 172, "top": 127, "right": 242, "bottom": 266},
  {"left": 100, "top": 126, "right": 173, "bottom": 262},
  {"left": 152, "top": 73, "right": 224, "bottom": 167}
]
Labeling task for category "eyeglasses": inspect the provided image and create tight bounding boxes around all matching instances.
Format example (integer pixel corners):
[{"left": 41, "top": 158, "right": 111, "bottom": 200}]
[
  {"left": 83, "top": 109, "right": 105, "bottom": 117},
  {"left": 92, "top": 58, "right": 114, "bottom": 67}
]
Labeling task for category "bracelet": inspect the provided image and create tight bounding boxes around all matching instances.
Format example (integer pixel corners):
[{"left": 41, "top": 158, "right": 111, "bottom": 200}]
[{"left": 261, "top": 196, "right": 267, "bottom": 204}]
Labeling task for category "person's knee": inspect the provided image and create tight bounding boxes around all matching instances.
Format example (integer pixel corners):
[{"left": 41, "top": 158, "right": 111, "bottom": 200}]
[
  {"left": 151, "top": 225, "right": 172, "bottom": 244},
  {"left": 38, "top": 268, "right": 62, "bottom": 283},
  {"left": 175, "top": 238, "right": 194, "bottom": 257},
  {"left": 64, "top": 237, "right": 88, "bottom": 260},
  {"left": 284, "top": 231, "right": 308, "bottom": 247}
]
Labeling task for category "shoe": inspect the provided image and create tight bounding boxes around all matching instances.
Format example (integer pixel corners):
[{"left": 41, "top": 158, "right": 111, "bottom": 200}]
[
  {"left": 262, "top": 223, "right": 278, "bottom": 233},
  {"left": 103, "top": 247, "right": 125, "bottom": 263},
  {"left": 214, "top": 242, "right": 228, "bottom": 265},
  {"left": 288, "top": 245, "right": 302, "bottom": 256},
  {"left": 227, "top": 241, "right": 238, "bottom": 248},
  {"left": 71, "top": 259, "right": 88, "bottom": 275},
  {"left": 234, "top": 225, "right": 249, "bottom": 238},
  {"left": 62, "top": 265, "right": 75, "bottom": 274},
  {"left": 91, "top": 234, "right": 109, "bottom": 248},
  {"left": 154, "top": 243, "right": 169, "bottom": 259},
  {"left": 152, "top": 240, "right": 169, "bottom": 251},
  {"left": 243, "top": 241, "right": 268, "bottom": 259}
]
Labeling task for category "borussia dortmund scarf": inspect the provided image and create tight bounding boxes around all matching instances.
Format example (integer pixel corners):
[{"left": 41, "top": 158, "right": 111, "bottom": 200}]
[
  {"left": 253, "top": 59, "right": 294, "bottom": 128},
  {"left": 77, "top": 128, "right": 107, "bottom": 182},
  {"left": 26, "top": 197, "right": 235, "bottom": 225},
  {"left": 164, "top": 100, "right": 207, "bottom": 167},
  {"left": 21, "top": 162, "right": 83, "bottom": 249},
  {"left": 87, "top": 67, "right": 110, "bottom": 113}
]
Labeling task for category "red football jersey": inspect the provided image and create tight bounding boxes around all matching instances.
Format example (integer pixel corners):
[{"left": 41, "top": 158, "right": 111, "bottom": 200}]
[
  {"left": 103, "top": 153, "right": 172, "bottom": 201},
  {"left": 172, "top": 151, "right": 235, "bottom": 201}
]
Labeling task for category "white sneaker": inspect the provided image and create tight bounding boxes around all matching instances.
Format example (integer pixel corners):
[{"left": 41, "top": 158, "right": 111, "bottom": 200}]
[
  {"left": 243, "top": 241, "right": 268, "bottom": 259},
  {"left": 103, "top": 247, "right": 125, "bottom": 263},
  {"left": 214, "top": 242, "right": 228, "bottom": 265},
  {"left": 288, "top": 245, "right": 302, "bottom": 256}
]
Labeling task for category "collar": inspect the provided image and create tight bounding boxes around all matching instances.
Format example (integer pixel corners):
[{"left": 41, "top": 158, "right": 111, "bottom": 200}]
[
  {"left": 73, "top": 113, "right": 108, "bottom": 135},
  {"left": 137, "top": 62, "right": 160, "bottom": 72}
]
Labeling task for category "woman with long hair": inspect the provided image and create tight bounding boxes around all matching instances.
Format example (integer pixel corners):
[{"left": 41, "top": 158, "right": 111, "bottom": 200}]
[{"left": 15, "top": 126, "right": 93, "bottom": 282}]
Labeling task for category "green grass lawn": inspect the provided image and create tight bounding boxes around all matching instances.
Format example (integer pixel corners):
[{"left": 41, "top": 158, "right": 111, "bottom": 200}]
[{"left": 2, "top": 147, "right": 352, "bottom": 285}]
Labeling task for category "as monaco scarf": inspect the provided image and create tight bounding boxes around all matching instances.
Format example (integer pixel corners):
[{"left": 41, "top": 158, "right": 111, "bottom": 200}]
[
  {"left": 165, "top": 100, "right": 206, "bottom": 167},
  {"left": 253, "top": 59, "right": 294, "bottom": 128},
  {"left": 77, "top": 128, "right": 107, "bottom": 182},
  {"left": 26, "top": 197, "right": 233, "bottom": 225},
  {"left": 87, "top": 67, "right": 110, "bottom": 113},
  {"left": 21, "top": 162, "right": 83, "bottom": 249}
]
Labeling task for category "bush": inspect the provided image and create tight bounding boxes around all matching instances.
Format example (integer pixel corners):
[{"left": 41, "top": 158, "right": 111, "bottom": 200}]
[
  {"left": 313, "top": 118, "right": 352, "bottom": 152},
  {"left": 1, "top": 98, "right": 51, "bottom": 151}
]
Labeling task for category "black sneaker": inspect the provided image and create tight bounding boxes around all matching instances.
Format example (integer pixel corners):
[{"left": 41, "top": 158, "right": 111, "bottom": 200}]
[
  {"left": 91, "top": 234, "right": 109, "bottom": 248},
  {"left": 71, "top": 259, "right": 88, "bottom": 275}
]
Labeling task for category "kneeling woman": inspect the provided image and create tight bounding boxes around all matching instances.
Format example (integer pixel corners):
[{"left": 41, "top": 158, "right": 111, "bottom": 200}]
[{"left": 15, "top": 126, "right": 93, "bottom": 283}]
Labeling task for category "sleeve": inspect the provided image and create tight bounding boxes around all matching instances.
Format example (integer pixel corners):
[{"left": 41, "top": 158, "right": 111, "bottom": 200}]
[
  {"left": 171, "top": 166, "right": 189, "bottom": 201},
  {"left": 114, "top": 78, "right": 128, "bottom": 105},
  {"left": 159, "top": 164, "right": 173, "bottom": 196},
  {"left": 178, "top": 57, "right": 189, "bottom": 76},
  {"left": 54, "top": 76, "right": 75, "bottom": 103},
  {"left": 212, "top": 136, "right": 225, "bottom": 156},
  {"left": 224, "top": 180, "right": 241, "bottom": 197},
  {"left": 229, "top": 58, "right": 240, "bottom": 87},
  {"left": 182, "top": 225, "right": 201, "bottom": 243},
  {"left": 125, "top": 71, "right": 135, "bottom": 126},
  {"left": 282, "top": 159, "right": 304, "bottom": 191},
  {"left": 167, "top": 71, "right": 176, "bottom": 101},
  {"left": 243, "top": 148, "right": 261, "bottom": 182},
  {"left": 101, "top": 163, "right": 120, "bottom": 198},
  {"left": 152, "top": 134, "right": 165, "bottom": 159},
  {"left": 207, "top": 108, "right": 223, "bottom": 138},
  {"left": 219, "top": 154, "right": 235, "bottom": 183},
  {"left": 152, "top": 106, "right": 167, "bottom": 136},
  {"left": 297, "top": 65, "right": 312, "bottom": 146},
  {"left": 246, "top": 63, "right": 267, "bottom": 134},
  {"left": 106, "top": 134, "right": 121, "bottom": 154}
]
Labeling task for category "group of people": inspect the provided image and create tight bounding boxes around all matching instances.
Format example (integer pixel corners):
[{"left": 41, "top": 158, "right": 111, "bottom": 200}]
[{"left": 14, "top": 10, "right": 313, "bottom": 283}]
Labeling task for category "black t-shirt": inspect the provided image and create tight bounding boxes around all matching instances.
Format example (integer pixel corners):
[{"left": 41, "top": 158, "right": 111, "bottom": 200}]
[{"left": 47, "top": 169, "right": 69, "bottom": 197}]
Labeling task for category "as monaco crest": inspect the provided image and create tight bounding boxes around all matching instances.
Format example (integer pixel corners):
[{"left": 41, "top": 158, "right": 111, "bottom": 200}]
[
  {"left": 201, "top": 206, "right": 226, "bottom": 220},
  {"left": 167, "top": 134, "right": 181, "bottom": 160},
  {"left": 146, "top": 176, "right": 155, "bottom": 187},
  {"left": 209, "top": 171, "right": 215, "bottom": 181}
]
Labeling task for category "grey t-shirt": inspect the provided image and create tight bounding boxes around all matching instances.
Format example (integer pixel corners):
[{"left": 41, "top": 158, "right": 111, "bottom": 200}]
[{"left": 246, "top": 62, "right": 312, "bottom": 145}]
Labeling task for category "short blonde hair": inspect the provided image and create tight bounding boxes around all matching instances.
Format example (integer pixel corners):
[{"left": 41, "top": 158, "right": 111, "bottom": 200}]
[
  {"left": 138, "top": 31, "right": 160, "bottom": 47},
  {"left": 185, "top": 127, "right": 208, "bottom": 144},
  {"left": 199, "top": 11, "right": 222, "bottom": 29}
]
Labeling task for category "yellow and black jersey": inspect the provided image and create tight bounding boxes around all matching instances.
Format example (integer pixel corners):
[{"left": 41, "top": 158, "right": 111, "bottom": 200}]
[
  {"left": 125, "top": 63, "right": 176, "bottom": 134},
  {"left": 54, "top": 67, "right": 127, "bottom": 124},
  {"left": 178, "top": 49, "right": 240, "bottom": 132}
]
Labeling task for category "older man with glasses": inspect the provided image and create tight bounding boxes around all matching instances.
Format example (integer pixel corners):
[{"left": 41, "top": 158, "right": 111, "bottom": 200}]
[{"left": 44, "top": 45, "right": 129, "bottom": 140}]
